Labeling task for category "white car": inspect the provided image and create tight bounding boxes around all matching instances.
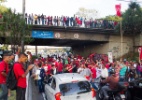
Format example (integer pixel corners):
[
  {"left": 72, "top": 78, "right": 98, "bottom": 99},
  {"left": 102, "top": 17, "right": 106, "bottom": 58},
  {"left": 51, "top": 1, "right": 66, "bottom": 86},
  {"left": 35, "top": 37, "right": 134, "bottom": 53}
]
[{"left": 44, "top": 73, "right": 96, "bottom": 100}]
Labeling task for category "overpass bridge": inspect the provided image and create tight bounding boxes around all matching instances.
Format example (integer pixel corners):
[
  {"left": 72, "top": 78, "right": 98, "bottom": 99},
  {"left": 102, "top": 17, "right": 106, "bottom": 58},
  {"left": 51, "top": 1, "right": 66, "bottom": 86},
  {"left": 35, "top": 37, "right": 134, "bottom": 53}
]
[
  {"left": 1, "top": 25, "right": 133, "bottom": 58},
  {"left": 30, "top": 25, "right": 132, "bottom": 58},
  {"left": 30, "top": 25, "right": 116, "bottom": 47}
]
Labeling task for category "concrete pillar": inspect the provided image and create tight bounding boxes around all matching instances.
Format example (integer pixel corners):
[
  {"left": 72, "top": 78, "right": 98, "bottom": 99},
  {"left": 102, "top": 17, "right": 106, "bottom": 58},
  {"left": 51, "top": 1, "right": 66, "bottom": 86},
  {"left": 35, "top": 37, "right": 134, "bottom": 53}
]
[{"left": 35, "top": 45, "right": 37, "bottom": 56}]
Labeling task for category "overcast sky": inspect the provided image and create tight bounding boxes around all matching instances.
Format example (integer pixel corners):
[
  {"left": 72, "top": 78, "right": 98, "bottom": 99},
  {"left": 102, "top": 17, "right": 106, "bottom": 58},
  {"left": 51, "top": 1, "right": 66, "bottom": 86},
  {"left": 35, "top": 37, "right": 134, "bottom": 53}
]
[{"left": 3, "top": 0, "right": 142, "bottom": 18}]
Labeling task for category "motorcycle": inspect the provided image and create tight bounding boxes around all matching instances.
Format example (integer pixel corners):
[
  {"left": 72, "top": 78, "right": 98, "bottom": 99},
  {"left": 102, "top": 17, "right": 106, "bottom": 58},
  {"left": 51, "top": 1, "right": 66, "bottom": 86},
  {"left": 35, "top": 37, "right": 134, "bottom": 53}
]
[{"left": 96, "top": 79, "right": 129, "bottom": 100}]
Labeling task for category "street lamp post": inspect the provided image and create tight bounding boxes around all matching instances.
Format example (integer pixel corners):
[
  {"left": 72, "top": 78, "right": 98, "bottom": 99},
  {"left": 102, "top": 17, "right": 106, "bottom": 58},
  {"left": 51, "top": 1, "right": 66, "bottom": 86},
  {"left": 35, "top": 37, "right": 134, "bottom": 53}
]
[{"left": 21, "top": 0, "right": 26, "bottom": 53}]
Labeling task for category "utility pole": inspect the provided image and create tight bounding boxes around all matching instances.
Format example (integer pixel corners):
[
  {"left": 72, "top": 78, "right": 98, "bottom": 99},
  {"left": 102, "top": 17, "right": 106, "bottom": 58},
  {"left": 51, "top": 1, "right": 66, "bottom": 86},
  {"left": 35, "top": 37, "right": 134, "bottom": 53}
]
[
  {"left": 120, "top": 20, "right": 123, "bottom": 57},
  {"left": 21, "top": 0, "right": 25, "bottom": 53}
]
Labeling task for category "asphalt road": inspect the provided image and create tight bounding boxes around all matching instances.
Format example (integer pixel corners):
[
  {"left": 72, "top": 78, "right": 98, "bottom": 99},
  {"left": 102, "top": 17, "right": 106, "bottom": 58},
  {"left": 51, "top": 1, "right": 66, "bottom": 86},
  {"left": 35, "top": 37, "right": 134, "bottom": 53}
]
[{"left": 31, "top": 78, "right": 44, "bottom": 100}]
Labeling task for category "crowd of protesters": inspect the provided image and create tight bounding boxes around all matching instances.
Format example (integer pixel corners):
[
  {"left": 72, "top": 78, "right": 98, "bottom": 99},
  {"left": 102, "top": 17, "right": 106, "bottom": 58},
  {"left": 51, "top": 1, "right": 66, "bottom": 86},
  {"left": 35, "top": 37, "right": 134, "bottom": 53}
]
[
  {"left": 29, "top": 52, "right": 140, "bottom": 94},
  {"left": 0, "top": 49, "right": 141, "bottom": 100},
  {"left": 25, "top": 13, "right": 118, "bottom": 29}
]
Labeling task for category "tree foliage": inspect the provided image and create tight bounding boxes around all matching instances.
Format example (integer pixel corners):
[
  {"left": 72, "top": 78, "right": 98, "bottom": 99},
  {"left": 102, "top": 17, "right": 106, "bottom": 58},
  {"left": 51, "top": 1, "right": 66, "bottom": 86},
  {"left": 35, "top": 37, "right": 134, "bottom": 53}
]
[
  {"left": 0, "top": 9, "right": 33, "bottom": 53},
  {"left": 0, "top": 44, "right": 8, "bottom": 50},
  {"left": 0, "top": 0, "right": 6, "bottom": 4},
  {"left": 103, "top": 15, "right": 122, "bottom": 21},
  {"left": 0, "top": 5, "right": 8, "bottom": 14},
  {"left": 122, "top": 2, "right": 142, "bottom": 35},
  {"left": 75, "top": 7, "right": 99, "bottom": 19}
]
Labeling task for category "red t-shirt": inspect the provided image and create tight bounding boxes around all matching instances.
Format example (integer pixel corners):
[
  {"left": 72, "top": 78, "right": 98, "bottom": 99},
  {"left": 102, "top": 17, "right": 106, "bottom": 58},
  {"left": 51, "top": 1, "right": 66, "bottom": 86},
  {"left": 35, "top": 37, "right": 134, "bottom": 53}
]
[
  {"left": 55, "top": 61, "right": 58, "bottom": 68},
  {"left": 57, "top": 62, "right": 63, "bottom": 72},
  {"left": 13, "top": 63, "right": 26, "bottom": 88},
  {"left": 91, "top": 67, "right": 96, "bottom": 79},
  {"left": 106, "top": 64, "right": 110, "bottom": 69},
  {"left": 0, "top": 61, "right": 9, "bottom": 84},
  {"left": 47, "top": 64, "right": 52, "bottom": 75},
  {"left": 67, "top": 64, "right": 72, "bottom": 73}
]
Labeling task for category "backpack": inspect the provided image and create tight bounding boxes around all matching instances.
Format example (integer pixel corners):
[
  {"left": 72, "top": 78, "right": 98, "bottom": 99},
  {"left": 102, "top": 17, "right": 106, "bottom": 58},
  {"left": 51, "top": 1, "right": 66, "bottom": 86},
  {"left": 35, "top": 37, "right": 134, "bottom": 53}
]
[
  {"left": 6, "top": 63, "right": 18, "bottom": 90},
  {"left": 39, "top": 68, "right": 45, "bottom": 80}
]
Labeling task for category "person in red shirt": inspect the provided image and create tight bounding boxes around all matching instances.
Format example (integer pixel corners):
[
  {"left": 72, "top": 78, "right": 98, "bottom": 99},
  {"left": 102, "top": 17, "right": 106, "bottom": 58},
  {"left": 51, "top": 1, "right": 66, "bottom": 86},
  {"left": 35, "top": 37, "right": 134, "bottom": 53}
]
[
  {"left": 67, "top": 62, "right": 73, "bottom": 73},
  {"left": 13, "top": 53, "right": 33, "bottom": 100},
  {"left": 45, "top": 62, "right": 52, "bottom": 81},
  {"left": 0, "top": 52, "right": 12, "bottom": 100},
  {"left": 56, "top": 59, "right": 63, "bottom": 74}
]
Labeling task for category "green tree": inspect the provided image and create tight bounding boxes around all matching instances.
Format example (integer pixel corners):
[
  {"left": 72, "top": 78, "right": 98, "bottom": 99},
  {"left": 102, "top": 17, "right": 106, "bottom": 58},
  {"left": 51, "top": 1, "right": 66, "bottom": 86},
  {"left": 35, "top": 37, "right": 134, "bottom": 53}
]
[
  {"left": 122, "top": 2, "right": 142, "bottom": 52},
  {"left": 0, "top": 0, "right": 6, "bottom": 4},
  {"left": 0, "top": 44, "right": 8, "bottom": 50},
  {"left": 104, "top": 15, "right": 122, "bottom": 21},
  {"left": 75, "top": 7, "right": 98, "bottom": 19},
  {"left": 0, "top": 5, "right": 8, "bottom": 13},
  {"left": 0, "top": 9, "right": 33, "bottom": 53}
]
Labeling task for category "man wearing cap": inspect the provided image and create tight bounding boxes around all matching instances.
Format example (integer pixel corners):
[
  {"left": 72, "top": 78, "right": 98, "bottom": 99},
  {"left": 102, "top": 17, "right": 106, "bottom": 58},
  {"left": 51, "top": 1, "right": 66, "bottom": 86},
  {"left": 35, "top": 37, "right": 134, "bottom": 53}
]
[{"left": 0, "top": 52, "right": 12, "bottom": 100}]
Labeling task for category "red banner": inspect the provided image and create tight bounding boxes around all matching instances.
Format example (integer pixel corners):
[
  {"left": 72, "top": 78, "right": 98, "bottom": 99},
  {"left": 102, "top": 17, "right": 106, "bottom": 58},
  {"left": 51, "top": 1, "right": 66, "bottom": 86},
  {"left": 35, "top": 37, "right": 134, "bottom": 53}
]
[
  {"left": 115, "top": 4, "right": 121, "bottom": 17},
  {"left": 138, "top": 47, "right": 142, "bottom": 60}
]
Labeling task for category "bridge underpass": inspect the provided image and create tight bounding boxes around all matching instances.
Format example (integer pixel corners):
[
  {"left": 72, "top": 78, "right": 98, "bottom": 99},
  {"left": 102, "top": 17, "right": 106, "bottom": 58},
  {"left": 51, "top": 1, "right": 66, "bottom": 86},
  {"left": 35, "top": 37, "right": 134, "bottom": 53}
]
[
  {"left": 28, "top": 38, "right": 108, "bottom": 57},
  {"left": 29, "top": 38, "right": 108, "bottom": 47}
]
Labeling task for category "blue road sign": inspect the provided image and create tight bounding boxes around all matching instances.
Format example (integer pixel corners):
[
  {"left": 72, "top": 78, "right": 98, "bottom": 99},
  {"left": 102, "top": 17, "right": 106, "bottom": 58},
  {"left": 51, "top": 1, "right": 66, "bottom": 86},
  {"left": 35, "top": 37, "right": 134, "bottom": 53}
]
[{"left": 32, "top": 30, "right": 54, "bottom": 39}]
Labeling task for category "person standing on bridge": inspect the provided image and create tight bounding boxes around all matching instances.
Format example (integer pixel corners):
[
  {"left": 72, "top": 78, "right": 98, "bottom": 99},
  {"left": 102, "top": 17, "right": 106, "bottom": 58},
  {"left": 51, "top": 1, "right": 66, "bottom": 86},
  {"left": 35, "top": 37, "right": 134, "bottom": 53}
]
[{"left": 41, "top": 14, "right": 44, "bottom": 25}]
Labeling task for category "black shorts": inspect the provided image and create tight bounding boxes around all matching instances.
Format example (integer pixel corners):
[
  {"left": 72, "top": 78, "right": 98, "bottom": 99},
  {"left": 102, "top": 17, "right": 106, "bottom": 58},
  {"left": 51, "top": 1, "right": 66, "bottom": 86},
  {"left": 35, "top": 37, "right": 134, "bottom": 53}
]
[{"left": 16, "top": 87, "right": 26, "bottom": 100}]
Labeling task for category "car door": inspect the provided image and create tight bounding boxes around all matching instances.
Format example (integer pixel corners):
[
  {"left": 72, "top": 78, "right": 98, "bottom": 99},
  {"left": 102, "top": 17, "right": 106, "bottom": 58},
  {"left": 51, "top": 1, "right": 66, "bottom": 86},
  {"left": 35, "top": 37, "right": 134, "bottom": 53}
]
[
  {"left": 45, "top": 77, "right": 53, "bottom": 100},
  {"left": 50, "top": 78, "right": 57, "bottom": 100}
]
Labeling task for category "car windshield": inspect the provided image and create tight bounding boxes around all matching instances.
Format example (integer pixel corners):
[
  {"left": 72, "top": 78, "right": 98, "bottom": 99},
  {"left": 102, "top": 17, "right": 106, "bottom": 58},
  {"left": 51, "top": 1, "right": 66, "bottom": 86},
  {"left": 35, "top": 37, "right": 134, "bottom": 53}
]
[{"left": 59, "top": 81, "right": 91, "bottom": 96}]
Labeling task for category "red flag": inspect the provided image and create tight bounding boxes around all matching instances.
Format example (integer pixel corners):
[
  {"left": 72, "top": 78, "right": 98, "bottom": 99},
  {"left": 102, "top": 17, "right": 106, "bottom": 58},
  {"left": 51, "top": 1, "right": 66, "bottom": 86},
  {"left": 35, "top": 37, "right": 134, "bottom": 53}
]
[
  {"left": 138, "top": 47, "right": 142, "bottom": 60},
  {"left": 115, "top": 4, "right": 121, "bottom": 17}
]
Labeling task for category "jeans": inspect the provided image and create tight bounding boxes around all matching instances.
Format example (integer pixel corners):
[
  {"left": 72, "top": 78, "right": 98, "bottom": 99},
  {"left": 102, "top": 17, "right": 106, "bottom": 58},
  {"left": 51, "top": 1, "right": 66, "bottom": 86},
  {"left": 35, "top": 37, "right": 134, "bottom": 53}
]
[
  {"left": 120, "top": 76, "right": 125, "bottom": 82},
  {"left": 16, "top": 87, "right": 26, "bottom": 100},
  {"left": 37, "top": 79, "right": 44, "bottom": 93},
  {"left": 101, "top": 85, "right": 111, "bottom": 100},
  {"left": 0, "top": 84, "right": 8, "bottom": 100},
  {"left": 42, "top": 19, "right": 44, "bottom": 25},
  {"left": 28, "top": 19, "right": 31, "bottom": 24},
  {"left": 91, "top": 82, "right": 98, "bottom": 90}
]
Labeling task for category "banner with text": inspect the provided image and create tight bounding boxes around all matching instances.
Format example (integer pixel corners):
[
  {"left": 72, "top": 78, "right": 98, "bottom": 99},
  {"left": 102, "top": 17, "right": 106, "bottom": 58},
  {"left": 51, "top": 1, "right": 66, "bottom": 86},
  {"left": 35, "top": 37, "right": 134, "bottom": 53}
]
[{"left": 32, "top": 30, "right": 54, "bottom": 39}]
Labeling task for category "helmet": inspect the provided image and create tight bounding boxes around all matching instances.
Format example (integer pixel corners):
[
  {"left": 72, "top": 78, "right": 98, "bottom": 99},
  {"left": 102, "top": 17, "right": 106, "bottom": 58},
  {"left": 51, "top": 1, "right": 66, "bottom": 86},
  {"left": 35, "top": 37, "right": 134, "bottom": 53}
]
[{"left": 109, "top": 68, "right": 116, "bottom": 75}]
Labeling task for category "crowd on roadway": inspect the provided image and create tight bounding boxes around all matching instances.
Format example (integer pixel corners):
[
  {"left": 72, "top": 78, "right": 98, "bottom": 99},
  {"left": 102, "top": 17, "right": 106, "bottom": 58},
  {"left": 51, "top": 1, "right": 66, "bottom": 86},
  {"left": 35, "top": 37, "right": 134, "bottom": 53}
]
[
  {"left": 29, "top": 52, "right": 139, "bottom": 99},
  {"left": 0, "top": 49, "right": 140, "bottom": 100},
  {"left": 25, "top": 13, "right": 118, "bottom": 29}
]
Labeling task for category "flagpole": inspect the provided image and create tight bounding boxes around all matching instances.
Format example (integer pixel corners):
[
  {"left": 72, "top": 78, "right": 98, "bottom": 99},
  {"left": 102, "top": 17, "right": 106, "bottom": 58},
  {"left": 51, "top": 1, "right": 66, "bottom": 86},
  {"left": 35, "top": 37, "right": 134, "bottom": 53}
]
[
  {"left": 120, "top": 19, "right": 123, "bottom": 57},
  {"left": 115, "top": 4, "right": 123, "bottom": 57}
]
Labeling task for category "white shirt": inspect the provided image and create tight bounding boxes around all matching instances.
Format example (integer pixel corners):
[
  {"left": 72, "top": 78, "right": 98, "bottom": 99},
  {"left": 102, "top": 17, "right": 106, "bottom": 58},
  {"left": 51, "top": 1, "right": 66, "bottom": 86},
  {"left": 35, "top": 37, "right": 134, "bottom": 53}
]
[
  {"left": 77, "top": 68, "right": 84, "bottom": 76},
  {"left": 43, "top": 66, "right": 48, "bottom": 72},
  {"left": 53, "top": 68, "right": 57, "bottom": 75},
  {"left": 14, "top": 54, "right": 18, "bottom": 62},
  {"left": 82, "top": 68, "right": 92, "bottom": 76},
  {"left": 96, "top": 68, "right": 102, "bottom": 78},
  {"left": 77, "top": 68, "right": 84, "bottom": 73},
  {"left": 35, "top": 68, "right": 41, "bottom": 80},
  {"left": 101, "top": 68, "right": 108, "bottom": 78}
]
